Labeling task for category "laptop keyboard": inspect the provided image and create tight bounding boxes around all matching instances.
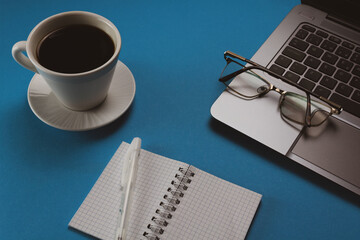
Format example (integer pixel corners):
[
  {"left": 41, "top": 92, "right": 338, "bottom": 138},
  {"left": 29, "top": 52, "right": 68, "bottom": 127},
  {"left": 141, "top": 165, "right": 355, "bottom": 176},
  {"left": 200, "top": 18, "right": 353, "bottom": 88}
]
[{"left": 269, "top": 23, "right": 360, "bottom": 118}]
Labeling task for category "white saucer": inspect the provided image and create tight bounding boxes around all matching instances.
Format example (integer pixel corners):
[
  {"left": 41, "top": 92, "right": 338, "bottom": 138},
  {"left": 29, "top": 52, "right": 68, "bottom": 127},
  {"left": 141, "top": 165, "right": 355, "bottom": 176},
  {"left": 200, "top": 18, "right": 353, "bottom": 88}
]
[{"left": 28, "top": 60, "right": 135, "bottom": 131}]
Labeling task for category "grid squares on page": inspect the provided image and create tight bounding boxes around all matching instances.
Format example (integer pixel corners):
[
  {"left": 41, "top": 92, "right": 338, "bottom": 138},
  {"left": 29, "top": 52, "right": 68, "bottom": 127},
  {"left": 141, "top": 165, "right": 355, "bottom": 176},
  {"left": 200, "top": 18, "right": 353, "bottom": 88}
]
[
  {"left": 69, "top": 142, "right": 262, "bottom": 240},
  {"left": 162, "top": 166, "right": 262, "bottom": 240},
  {"left": 125, "top": 148, "right": 189, "bottom": 238},
  {"left": 69, "top": 142, "right": 189, "bottom": 240},
  {"left": 69, "top": 143, "right": 127, "bottom": 240}
]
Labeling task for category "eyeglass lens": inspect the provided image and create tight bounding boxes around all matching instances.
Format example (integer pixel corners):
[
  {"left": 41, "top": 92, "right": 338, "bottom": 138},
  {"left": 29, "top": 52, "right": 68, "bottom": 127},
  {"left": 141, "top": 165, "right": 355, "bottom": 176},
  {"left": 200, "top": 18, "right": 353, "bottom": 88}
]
[
  {"left": 221, "top": 61, "right": 270, "bottom": 99},
  {"left": 221, "top": 60, "right": 332, "bottom": 127},
  {"left": 280, "top": 92, "right": 331, "bottom": 126}
]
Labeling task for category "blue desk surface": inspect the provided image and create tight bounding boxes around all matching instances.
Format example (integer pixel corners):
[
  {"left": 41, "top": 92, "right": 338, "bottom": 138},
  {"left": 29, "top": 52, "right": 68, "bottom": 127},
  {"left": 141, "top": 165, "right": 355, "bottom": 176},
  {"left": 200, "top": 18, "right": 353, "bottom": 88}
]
[{"left": 1, "top": 0, "right": 359, "bottom": 239}]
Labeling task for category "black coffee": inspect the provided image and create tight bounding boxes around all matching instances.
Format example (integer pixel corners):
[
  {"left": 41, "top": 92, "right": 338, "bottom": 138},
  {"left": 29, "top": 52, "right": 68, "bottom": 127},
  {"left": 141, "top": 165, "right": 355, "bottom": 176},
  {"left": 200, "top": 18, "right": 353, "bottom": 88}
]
[{"left": 37, "top": 24, "right": 114, "bottom": 73}]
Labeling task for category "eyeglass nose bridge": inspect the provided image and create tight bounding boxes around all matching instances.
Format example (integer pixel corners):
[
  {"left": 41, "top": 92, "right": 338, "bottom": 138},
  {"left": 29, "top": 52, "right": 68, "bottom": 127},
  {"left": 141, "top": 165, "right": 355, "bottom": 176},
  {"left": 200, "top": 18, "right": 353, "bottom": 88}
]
[{"left": 269, "top": 84, "right": 286, "bottom": 95}]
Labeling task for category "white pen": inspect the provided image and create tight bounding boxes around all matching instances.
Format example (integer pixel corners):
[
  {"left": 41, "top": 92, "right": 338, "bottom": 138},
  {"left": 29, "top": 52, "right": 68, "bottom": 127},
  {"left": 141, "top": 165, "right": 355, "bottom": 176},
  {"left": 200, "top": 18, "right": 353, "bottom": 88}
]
[{"left": 115, "top": 137, "right": 142, "bottom": 240}]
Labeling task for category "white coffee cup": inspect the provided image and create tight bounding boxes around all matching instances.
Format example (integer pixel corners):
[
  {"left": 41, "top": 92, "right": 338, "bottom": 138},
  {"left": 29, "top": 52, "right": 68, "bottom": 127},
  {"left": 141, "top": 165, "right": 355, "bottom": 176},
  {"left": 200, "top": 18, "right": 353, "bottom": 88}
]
[{"left": 12, "top": 11, "right": 121, "bottom": 111}]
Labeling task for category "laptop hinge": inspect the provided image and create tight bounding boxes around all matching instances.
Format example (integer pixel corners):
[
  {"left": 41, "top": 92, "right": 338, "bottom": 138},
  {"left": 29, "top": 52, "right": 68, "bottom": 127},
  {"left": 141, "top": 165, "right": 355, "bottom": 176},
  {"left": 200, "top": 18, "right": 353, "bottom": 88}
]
[{"left": 326, "top": 14, "right": 360, "bottom": 33}]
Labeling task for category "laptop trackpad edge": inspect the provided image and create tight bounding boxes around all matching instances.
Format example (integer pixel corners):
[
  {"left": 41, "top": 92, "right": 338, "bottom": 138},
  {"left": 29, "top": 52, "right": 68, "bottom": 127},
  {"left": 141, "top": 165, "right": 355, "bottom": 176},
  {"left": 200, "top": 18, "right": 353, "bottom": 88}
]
[{"left": 292, "top": 117, "right": 360, "bottom": 188}]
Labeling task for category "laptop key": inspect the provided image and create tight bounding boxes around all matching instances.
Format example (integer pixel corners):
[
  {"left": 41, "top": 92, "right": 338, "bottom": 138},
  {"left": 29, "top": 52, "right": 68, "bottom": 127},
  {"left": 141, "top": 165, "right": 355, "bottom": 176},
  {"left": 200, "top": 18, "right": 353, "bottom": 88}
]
[
  {"left": 314, "top": 85, "right": 331, "bottom": 99},
  {"left": 320, "top": 40, "right": 337, "bottom": 52},
  {"left": 290, "top": 62, "right": 307, "bottom": 75},
  {"left": 319, "top": 63, "right": 336, "bottom": 76},
  {"left": 334, "top": 69, "right": 351, "bottom": 83},
  {"left": 316, "top": 30, "right": 328, "bottom": 38},
  {"left": 295, "top": 29, "right": 309, "bottom": 40},
  {"left": 304, "top": 56, "right": 321, "bottom": 69},
  {"left": 284, "top": 71, "right": 300, "bottom": 83},
  {"left": 299, "top": 78, "right": 315, "bottom": 91},
  {"left": 275, "top": 55, "right": 292, "bottom": 68},
  {"left": 352, "top": 65, "right": 360, "bottom": 77},
  {"left": 305, "top": 69, "right": 322, "bottom": 82},
  {"left": 282, "top": 46, "right": 306, "bottom": 62},
  {"left": 320, "top": 76, "right": 337, "bottom": 89},
  {"left": 356, "top": 47, "right": 360, "bottom": 53},
  {"left": 269, "top": 64, "right": 285, "bottom": 76},
  {"left": 330, "top": 93, "right": 360, "bottom": 118},
  {"left": 301, "top": 25, "right": 315, "bottom": 32},
  {"left": 337, "top": 59, "right": 354, "bottom": 71},
  {"left": 336, "top": 83, "right": 353, "bottom": 97},
  {"left": 321, "top": 52, "right": 338, "bottom": 64},
  {"left": 342, "top": 41, "right": 355, "bottom": 50},
  {"left": 289, "top": 38, "right": 309, "bottom": 51},
  {"left": 335, "top": 46, "right": 351, "bottom": 59},
  {"left": 350, "top": 53, "right": 360, "bottom": 65},
  {"left": 306, "top": 34, "right": 322, "bottom": 46},
  {"left": 352, "top": 90, "right": 360, "bottom": 103},
  {"left": 329, "top": 35, "right": 341, "bottom": 44},
  {"left": 350, "top": 76, "right": 360, "bottom": 90},
  {"left": 307, "top": 45, "right": 324, "bottom": 58}
]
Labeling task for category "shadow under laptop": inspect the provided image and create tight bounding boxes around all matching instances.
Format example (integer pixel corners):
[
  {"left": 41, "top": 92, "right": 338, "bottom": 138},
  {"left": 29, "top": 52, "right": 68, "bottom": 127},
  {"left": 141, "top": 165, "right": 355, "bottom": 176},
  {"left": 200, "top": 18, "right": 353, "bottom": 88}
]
[{"left": 208, "top": 117, "right": 360, "bottom": 207}]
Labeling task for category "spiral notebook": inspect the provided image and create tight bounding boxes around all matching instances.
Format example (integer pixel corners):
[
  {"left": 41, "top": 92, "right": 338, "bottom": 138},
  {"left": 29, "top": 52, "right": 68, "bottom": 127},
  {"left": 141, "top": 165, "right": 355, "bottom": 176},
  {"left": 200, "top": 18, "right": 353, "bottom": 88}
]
[{"left": 69, "top": 142, "right": 262, "bottom": 240}]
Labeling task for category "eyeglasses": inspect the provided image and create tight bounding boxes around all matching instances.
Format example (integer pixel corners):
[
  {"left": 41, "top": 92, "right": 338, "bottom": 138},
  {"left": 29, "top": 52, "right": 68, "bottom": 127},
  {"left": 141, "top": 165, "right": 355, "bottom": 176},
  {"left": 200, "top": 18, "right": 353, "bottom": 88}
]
[{"left": 219, "top": 51, "right": 342, "bottom": 127}]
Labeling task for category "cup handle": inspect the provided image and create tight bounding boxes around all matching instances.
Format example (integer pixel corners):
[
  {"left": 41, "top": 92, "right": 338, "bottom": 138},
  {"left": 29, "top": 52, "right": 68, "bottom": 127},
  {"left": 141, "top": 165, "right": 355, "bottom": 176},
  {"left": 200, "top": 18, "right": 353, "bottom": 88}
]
[{"left": 12, "top": 41, "right": 38, "bottom": 73}]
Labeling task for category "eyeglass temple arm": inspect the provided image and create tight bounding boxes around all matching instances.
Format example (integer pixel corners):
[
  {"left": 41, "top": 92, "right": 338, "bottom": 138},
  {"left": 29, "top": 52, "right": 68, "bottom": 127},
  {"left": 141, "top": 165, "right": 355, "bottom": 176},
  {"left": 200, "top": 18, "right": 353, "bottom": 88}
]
[
  {"left": 220, "top": 51, "right": 258, "bottom": 83},
  {"left": 224, "top": 51, "right": 252, "bottom": 63},
  {"left": 305, "top": 93, "right": 312, "bottom": 127},
  {"left": 223, "top": 51, "right": 342, "bottom": 113},
  {"left": 219, "top": 68, "right": 248, "bottom": 83}
]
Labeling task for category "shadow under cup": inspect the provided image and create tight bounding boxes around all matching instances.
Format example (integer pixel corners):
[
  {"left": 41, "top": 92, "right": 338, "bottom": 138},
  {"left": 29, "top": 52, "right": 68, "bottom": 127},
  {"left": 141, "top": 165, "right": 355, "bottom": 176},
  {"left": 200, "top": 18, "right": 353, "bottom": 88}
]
[{"left": 26, "top": 11, "right": 121, "bottom": 111}]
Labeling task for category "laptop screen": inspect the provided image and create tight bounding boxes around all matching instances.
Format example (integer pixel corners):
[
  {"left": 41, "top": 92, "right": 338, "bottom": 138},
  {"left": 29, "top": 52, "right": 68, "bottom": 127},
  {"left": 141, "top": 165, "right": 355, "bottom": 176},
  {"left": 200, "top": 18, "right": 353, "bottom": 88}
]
[{"left": 302, "top": 0, "right": 360, "bottom": 26}]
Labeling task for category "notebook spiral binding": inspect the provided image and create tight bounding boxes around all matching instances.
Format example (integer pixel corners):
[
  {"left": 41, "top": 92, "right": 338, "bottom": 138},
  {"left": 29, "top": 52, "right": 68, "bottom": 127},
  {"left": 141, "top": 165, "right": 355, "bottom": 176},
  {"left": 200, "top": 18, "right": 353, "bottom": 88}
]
[{"left": 142, "top": 166, "right": 195, "bottom": 240}]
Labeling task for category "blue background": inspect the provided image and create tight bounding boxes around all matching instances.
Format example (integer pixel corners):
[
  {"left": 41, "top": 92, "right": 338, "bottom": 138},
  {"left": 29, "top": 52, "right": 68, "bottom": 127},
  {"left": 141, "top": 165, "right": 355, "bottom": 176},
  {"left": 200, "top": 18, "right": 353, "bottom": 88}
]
[{"left": 1, "top": 0, "right": 359, "bottom": 239}]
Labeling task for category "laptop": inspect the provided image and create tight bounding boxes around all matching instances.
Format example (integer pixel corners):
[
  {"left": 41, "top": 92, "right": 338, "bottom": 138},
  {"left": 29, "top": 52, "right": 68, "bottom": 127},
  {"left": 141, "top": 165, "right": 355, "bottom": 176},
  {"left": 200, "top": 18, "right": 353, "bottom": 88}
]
[{"left": 211, "top": 0, "right": 360, "bottom": 195}]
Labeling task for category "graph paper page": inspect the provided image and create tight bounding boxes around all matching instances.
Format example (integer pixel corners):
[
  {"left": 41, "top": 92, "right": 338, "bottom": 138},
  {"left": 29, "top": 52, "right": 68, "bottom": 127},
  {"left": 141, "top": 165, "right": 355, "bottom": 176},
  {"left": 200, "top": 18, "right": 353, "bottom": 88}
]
[
  {"left": 69, "top": 142, "right": 188, "bottom": 240},
  {"left": 161, "top": 165, "right": 262, "bottom": 240},
  {"left": 69, "top": 142, "right": 262, "bottom": 240}
]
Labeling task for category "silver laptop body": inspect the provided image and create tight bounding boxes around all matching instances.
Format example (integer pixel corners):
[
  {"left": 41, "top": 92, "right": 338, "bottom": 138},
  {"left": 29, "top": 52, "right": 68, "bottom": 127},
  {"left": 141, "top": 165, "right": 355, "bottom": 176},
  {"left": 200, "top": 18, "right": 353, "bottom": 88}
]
[{"left": 211, "top": 0, "right": 360, "bottom": 195}]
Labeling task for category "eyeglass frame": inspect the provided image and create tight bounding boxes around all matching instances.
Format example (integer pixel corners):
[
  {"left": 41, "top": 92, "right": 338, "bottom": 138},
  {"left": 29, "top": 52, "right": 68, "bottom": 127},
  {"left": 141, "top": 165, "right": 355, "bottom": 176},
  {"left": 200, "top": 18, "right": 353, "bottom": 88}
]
[{"left": 219, "top": 50, "right": 342, "bottom": 127}]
